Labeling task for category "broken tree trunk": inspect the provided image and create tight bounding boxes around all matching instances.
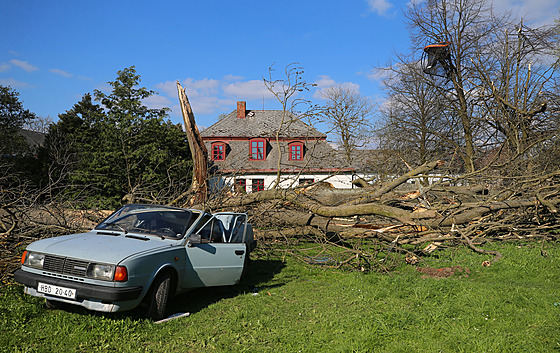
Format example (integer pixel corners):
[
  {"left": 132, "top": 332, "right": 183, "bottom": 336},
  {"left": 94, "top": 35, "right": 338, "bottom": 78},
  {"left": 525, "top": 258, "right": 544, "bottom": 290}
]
[
  {"left": 176, "top": 81, "right": 209, "bottom": 206},
  {"left": 207, "top": 162, "right": 560, "bottom": 241}
]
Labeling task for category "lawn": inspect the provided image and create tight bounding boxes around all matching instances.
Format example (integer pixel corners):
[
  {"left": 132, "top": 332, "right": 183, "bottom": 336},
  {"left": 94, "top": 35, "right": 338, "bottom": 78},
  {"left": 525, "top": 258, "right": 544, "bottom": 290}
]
[{"left": 1, "top": 241, "right": 559, "bottom": 352}]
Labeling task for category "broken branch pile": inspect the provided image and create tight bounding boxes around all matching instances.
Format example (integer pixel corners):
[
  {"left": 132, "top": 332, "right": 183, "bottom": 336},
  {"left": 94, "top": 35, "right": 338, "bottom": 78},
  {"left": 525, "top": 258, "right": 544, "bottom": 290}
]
[{"left": 205, "top": 161, "right": 560, "bottom": 271}]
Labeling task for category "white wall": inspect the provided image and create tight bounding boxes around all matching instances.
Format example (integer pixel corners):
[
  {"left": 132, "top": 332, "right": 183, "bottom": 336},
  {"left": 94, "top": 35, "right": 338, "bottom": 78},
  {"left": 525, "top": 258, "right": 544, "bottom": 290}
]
[
  {"left": 209, "top": 172, "right": 360, "bottom": 193},
  {"left": 207, "top": 172, "right": 453, "bottom": 194}
]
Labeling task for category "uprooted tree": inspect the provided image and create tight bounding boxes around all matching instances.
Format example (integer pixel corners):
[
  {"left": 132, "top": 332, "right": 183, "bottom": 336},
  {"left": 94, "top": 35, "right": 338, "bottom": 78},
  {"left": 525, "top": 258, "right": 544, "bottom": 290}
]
[
  {"left": 177, "top": 0, "right": 560, "bottom": 271},
  {"left": 2, "top": 0, "right": 559, "bottom": 279},
  {"left": 175, "top": 62, "right": 559, "bottom": 271}
]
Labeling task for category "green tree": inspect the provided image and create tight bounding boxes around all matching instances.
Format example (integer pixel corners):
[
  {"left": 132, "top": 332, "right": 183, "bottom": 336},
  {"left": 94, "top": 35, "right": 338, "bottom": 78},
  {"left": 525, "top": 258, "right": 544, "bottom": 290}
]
[
  {"left": 0, "top": 85, "right": 42, "bottom": 187},
  {"left": 0, "top": 85, "right": 36, "bottom": 155},
  {"left": 45, "top": 67, "right": 192, "bottom": 208},
  {"left": 41, "top": 93, "right": 105, "bottom": 191}
]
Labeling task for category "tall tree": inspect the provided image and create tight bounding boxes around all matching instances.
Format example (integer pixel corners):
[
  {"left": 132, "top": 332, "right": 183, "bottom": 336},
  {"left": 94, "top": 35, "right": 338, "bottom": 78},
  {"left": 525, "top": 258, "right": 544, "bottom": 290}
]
[
  {"left": 45, "top": 67, "right": 192, "bottom": 208},
  {"left": 403, "top": 0, "right": 509, "bottom": 172},
  {"left": 0, "top": 85, "right": 36, "bottom": 155},
  {"left": 378, "top": 63, "right": 453, "bottom": 170},
  {"left": 473, "top": 21, "right": 559, "bottom": 160},
  {"left": 263, "top": 63, "right": 319, "bottom": 188},
  {"left": 382, "top": 0, "right": 560, "bottom": 175},
  {"left": 320, "top": 85, "right": 374, "bottom": 165},
  {"left": 42, "top": 93, "right": 105, "bottom": 191}
]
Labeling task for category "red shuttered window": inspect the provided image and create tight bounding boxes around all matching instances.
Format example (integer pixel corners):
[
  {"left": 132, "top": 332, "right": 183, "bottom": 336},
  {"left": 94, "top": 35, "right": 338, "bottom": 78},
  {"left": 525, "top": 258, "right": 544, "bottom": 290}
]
[
  {"left": 250, "top": 139, "right": 266, "bottom": 160},
  {"left": 289, "top": 142, "right": 303, "bottom": 161},
  {"left": 211, "top": 142, "right": 226, "bottom": 161}
]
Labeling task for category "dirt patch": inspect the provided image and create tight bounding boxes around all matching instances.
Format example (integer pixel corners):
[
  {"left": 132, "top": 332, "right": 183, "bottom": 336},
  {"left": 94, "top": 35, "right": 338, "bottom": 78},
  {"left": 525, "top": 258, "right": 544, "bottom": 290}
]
[{"left": 417, "top": 266, "right": 470, "bottom": 279}]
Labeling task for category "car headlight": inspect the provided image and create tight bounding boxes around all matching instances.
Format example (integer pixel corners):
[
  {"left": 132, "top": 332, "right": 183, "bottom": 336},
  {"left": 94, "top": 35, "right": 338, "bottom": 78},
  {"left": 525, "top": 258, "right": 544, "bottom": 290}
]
[
  {"left": 26, "top": 252, "right": 45, "bottom": 269},
  {"left": 88, "top": 264, "right": 115, "bottom": 281}
]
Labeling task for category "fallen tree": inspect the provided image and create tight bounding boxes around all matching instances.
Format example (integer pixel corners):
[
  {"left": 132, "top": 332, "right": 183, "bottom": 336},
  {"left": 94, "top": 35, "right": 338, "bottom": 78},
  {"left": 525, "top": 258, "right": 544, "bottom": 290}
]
[{"left": 197, "top": 160, "right": 560, "bottom": 271}]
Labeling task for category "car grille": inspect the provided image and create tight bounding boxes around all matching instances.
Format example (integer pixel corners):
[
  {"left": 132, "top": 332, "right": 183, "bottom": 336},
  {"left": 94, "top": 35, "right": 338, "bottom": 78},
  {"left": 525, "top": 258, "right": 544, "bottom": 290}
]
[{"left": 43, "top": 255, "right": 89, "bottom": 277}]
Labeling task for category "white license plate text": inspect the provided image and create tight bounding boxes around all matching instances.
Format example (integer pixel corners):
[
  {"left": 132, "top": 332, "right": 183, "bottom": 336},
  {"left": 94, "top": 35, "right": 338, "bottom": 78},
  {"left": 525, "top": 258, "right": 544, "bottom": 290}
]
[{"left": 37, "top": 282, "right": 77, "bottom": 299}]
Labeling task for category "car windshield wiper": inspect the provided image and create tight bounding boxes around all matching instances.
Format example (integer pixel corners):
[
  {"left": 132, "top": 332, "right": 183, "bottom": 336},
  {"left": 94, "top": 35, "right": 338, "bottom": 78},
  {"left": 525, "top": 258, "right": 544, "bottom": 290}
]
[{"left": 101, "top": 222, "right": 128, "bottom": 234}]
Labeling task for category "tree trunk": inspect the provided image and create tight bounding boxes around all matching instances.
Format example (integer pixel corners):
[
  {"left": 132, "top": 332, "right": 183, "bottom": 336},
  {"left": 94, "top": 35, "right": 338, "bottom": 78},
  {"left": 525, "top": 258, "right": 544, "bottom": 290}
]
[{"left": 176, "top": 82, "right": 208, "bottom": 205}]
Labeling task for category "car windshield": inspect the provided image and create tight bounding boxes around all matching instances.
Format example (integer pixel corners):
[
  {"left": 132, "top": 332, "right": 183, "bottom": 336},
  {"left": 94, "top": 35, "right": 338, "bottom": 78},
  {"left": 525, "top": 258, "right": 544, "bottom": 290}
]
[{"left": 95, "top": 204, "right": 198, "bottom": 239}]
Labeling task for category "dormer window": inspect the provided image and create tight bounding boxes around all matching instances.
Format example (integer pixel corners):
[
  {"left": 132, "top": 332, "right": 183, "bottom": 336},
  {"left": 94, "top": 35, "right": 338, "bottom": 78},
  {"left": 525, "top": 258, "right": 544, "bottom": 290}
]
[
  {"left": 211, "top": 142, "right": 226, "bottom": 161},
  {"left": 289, "top": 141, "right": 304, "bottom": 161},
  {"left": 250, "top": 139, "right": 266, "bottom": 160}
]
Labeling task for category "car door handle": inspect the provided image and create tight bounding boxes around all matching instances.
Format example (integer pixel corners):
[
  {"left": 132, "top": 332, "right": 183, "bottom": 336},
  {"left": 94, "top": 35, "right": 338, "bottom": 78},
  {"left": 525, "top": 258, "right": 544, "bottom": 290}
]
[{"left": 235, "top": 250, "right": 245, "bottom": 256}]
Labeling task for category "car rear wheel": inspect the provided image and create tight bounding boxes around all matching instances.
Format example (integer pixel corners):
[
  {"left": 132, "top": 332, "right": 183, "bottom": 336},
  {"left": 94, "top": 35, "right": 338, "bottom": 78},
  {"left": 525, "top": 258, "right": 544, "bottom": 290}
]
[{"left": 146, "top": 273, "right": 171, "bottom": 321}]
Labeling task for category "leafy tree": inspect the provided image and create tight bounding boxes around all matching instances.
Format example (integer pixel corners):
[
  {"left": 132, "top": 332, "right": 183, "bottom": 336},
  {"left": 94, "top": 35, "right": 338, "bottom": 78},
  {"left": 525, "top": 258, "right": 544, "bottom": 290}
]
[
  {"left": 0, "top": 85, "right": 43, "bottom": 187},
  {"left": 41, "top": 93, "right": 105, "bottom": 190},
  {"left": 45, "top": 67, "right": 192, "bottom": 208},
  {"left": 0, "top": 85, "right": 36, "bottom": 155}
]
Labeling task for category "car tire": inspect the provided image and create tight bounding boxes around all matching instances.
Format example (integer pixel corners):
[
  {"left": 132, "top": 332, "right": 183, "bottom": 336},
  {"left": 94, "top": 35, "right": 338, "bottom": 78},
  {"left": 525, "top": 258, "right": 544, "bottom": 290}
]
[{"left": 146, "top": 273, "right": 171, "bottom": 321}]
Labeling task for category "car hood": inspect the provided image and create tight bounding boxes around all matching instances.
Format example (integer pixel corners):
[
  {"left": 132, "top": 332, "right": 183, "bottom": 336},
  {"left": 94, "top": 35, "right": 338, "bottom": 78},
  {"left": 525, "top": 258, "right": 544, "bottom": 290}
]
[{"left": 26, "top": 231, "right": 174, "bottom": 264}]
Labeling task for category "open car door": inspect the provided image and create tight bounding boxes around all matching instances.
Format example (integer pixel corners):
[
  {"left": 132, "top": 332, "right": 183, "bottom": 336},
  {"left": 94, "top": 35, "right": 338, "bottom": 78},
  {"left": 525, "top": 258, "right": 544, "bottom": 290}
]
[{"left": 182, "top": 214, "right": 247, "bottom": 288}]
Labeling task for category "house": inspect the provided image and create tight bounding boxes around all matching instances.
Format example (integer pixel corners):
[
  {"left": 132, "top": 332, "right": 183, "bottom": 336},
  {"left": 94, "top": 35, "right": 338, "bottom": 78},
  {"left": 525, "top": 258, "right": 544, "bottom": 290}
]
[{"left": 201, "top": 101, "right": 359, "bottom": 192}]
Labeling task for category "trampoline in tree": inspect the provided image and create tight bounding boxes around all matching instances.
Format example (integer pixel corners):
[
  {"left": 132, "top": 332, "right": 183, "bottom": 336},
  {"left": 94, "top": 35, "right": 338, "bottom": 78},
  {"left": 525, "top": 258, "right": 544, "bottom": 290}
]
[{"left": 421, "top": 41, "right": 456, "bottom": 79}]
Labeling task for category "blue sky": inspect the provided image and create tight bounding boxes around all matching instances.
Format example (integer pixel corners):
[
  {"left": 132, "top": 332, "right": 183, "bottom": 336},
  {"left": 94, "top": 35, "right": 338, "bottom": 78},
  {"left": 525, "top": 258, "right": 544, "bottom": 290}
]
[{"left": 1, "top": 0, "right": 558, "bottom": 130}]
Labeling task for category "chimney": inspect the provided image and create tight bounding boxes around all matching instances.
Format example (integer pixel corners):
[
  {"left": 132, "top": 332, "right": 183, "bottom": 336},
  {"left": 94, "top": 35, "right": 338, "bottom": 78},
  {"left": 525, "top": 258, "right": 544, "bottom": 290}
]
[{"left": 237, "top": 101, "right": 246, "bottom": 119}]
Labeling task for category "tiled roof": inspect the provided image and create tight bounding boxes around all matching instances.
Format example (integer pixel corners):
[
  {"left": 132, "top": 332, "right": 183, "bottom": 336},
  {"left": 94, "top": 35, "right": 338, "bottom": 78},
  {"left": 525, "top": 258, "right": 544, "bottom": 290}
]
[
  {"left": 200, "top": 107, "right": 388, "bottom": 175},
  {"left": 201, "top": 109, "right": 326, "bottom": 139},
  {"left": 206, "top": 138, "right": 351, "bottom": 173},
  {"left": 201, "top": 108, "right": 352, "bottom": 173}
]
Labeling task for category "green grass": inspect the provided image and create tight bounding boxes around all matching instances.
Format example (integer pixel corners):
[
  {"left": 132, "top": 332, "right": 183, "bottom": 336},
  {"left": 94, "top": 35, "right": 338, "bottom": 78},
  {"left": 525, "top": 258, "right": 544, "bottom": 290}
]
[{"left": 1, "top": 242, "right": 560, "bottom": 352}]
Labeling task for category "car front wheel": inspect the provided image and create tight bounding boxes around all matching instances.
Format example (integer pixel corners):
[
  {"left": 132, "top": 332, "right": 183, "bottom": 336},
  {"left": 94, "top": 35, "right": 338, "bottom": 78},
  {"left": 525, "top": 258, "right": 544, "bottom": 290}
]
[{"left": 146, "top": 273, "right": 171, "bottom": 320}]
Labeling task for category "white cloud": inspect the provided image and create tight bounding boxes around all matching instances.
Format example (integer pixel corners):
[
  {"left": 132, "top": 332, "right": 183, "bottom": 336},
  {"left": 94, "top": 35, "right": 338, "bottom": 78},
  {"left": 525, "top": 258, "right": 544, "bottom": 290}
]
[
  {"left": 9, "top": 59, "right": 38, "bottom": 73},
  {"left": 491, "top": 0, "right": 559, "bottom": 26},
  {"left": 50, "top": 68, "right": 72, "bottom": 78},
  {"left": 184, "top": 78, "right": 220, "bottom": 97},
  {"left": 314, "top": 75, "right": 337, "bottom": 88},
  {"left": 143, "top": 94, "right": 172, "bottom": 110},
  {"left": 365, "top": 0, "right": 394, "bottom": 16},
  {"left": 222, "top": 80, "right": 273, "bottom": 100},
  {"left": 188, "top": 96, "right": 221, "bottom": 115},
  {"left": 0, "top": 63, "right": 10, "bottom": 72},
  {"left": 154, "top": 80, "right": 179, "bottom": 98},
  {"left": 156, "top": 77, "right": 277, "bottom": 120},
  {"left": 0, "top": 78, "right": 32, "bottom": 88},
  {"left": 223, "top": 74, "right": 244, "bottom": 82},
  {"left": 156, "top": 78, "right": 221, "bottom": 100},
  {"left": 313, "top": 75, "right": 361, "bottom": 99},
  {"left": 367, "top": 66, "right": 396, "bottom": 83}
]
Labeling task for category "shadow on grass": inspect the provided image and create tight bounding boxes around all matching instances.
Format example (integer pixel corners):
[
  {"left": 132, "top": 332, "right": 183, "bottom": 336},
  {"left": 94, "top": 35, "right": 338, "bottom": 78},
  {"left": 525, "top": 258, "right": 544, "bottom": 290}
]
[
  {"left": 43, "top": 258, "right": 286, "bottom": 321},
  {"left": 166, "top": 259, "right": 285, "bottom": 317}
]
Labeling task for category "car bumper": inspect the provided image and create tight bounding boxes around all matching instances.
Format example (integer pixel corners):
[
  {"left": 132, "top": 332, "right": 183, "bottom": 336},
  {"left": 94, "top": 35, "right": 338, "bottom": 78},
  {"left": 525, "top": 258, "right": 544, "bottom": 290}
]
[{"left": 14, "top": 269, "right": 143, "bottom": 302}]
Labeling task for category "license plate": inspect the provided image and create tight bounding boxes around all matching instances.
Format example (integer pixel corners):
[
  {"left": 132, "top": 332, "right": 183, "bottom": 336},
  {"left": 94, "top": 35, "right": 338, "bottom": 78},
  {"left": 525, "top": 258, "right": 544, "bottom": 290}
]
[{"left": 37, "top": 282, "right": 77, "bottom": 300}]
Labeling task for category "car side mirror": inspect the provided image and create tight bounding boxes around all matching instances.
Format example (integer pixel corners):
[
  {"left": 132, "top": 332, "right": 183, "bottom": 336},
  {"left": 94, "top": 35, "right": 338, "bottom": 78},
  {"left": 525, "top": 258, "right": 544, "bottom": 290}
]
[{"left": 188, "top": 233, "right": 201, "bottom": 246}]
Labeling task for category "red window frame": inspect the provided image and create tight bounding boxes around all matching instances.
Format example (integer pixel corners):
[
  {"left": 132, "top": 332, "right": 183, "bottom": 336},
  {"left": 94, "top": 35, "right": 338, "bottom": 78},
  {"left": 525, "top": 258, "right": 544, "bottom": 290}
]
[
  {"left": 289, "top": 142, "right": 304, "bottom": 161},
  {"left": 235, "top": 179, "right": 246, "bottom": 193},
  {"left": 211, "top": 142, "right": 226, "bottom": 161},
  {"left": 299, "top": 178, "right": 314, "bottom": 185},
  {"left": 250, "top": 139, "right": 266, "bottom": 160},
  {"left": 252, "top": 179, "right": 264, "bottom": 192}
]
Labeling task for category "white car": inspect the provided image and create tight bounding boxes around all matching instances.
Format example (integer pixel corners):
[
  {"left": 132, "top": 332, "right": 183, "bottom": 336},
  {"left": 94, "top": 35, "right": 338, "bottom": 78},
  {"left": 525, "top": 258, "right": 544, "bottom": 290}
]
[{"left": 14, "top": 204, "right": 256, "bottom": 320}]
